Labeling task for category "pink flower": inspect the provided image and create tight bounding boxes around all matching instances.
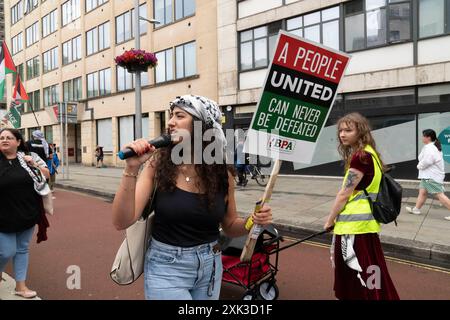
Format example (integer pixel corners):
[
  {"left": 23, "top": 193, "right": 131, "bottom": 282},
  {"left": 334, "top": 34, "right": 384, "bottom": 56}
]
[{"left": 114, "top": 49, "right": 158, "bottom": 69}]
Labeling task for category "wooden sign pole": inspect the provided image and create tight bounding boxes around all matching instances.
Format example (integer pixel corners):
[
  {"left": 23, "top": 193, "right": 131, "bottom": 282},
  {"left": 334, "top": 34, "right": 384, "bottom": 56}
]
[{"left": 240, "top": 159, "right": 282, "bottom": 262}]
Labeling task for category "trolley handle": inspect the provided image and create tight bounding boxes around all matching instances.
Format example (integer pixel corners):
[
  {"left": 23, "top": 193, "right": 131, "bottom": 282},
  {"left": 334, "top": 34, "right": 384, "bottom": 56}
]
[{"left": 275, "top": 229, "right": 331, "bottom": 254}]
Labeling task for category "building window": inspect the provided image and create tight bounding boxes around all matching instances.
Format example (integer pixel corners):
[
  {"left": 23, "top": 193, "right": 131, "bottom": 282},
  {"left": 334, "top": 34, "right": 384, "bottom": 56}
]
[
  {"left": 98, "top": 22, "right": 110, "bottom": 51},
  {"left": 43, "top": 85, "right": 59, "bottom": 107},
  {"left": 12, "top": 33, "right": 23, "bottom": 55},
  {"left": 115, "top": 3, "right": 147, "bottom": 44},
  {"left": 63, "top": 77, "right": 82, "bottom": 101},
  {"left": 419, "top": 0, "right": 450, "bottom": 38},
  {"left": 418, "top": 83, "right": 450, "bottom": 103},
  {"left": 116, "top": 66, "right": 133, "bottom": 91},
  {"left": 344, "top": 0, "right": 411, "bottom": 52},
  {"left": 155, "top": 48, "right": 174, "bottom": 83},
  {"left": 87, "top": 72, "right": 99, "bottom": 97},
  {"left": 27, "top": 90, "right": 40, "bottom": 112},
  {"left": 99, "top": 68, "right": 111, "bottom": 95},
  {"left": 239, "top": 22, "right": 281, "bottom": 71},
  {"left": 87, "top": 22, "right": 109, "bottom": 55},
  {"left": 175, "top": 0, "right": 195, "bottom": 20},
  {"left": 87, "top": 68, "right": 111, "bottom": 97},
  {"left": 11, "top": 1, "right": 24, "bottom": 25},
  {"left": 154, "top": 0, "right": 173, "bottom": 26},
  {"left": 24, "top": 0, "right": 39, "bottom": 15},
  {"left": 86, "top": 0, "right": 107, "bottom": 13},
  {"left": 42, "top": 9, "right": 58, "bottom": 37},
  {"left": 119, "top": 116, "right": 135, "bottom": 150},
  {"left": 116, "top": 66, "right": 148, "bottom": 91},
  {"left": 97, "top": 118, "right": 113, "bottom": 152},
  {"left": 43, "top": 47, "right": 58, "bottom": 73},
  {"left": 62, "top": 0, "right": 81, "bottom": 27},
  {"left": 26, "top": 56, "right": 40, "bottom": 80},
  {"left": 26, "top": 22, "right": 39, "bottom": 47},
  {"left": 175, "top": 41, "right": 196, "bottom": 79},
  {"left": 13, "top": 64, "right": 24, "bottom": 84},
  {"left": 287, "top": 6, "right": 340, "bottom": 50},
  {"left": 155, "top": 0, "right": 194, "bottom": 26},
  {"left": 63, "top": 35, "right": 82, "bottom": 65},
  {"left": 44, "top": 125, "right": 53, "bottom": 143},
  {"left": 344, "top": 88, "right": 415, "bottom": 111}
]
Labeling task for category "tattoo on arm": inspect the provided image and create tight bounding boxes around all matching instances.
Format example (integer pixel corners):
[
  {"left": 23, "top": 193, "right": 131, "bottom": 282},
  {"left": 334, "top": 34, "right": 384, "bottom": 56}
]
[{"left": 345, "top": 170, "right": 361, "bottom": 189}]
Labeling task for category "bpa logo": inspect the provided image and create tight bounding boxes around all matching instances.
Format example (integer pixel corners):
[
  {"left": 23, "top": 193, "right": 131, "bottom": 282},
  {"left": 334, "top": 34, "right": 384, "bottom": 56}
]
[{"left": 267, "top": 136, "right": 295, "bottom": 153}]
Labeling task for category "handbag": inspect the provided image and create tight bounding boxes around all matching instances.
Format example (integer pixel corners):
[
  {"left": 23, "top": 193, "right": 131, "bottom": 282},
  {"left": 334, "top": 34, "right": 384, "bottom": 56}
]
[
  {"left": 42, "top": 193, "right": 54, "bottom": 216},
  {"left": 110, "top": 181, "right": 157, "bottom": 285}
]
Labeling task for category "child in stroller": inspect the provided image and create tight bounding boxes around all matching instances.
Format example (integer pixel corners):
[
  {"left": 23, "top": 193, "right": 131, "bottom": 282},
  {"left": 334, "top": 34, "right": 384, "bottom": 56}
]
[{"left": 219, "top": 225, "right": 283, "bottom": 300}]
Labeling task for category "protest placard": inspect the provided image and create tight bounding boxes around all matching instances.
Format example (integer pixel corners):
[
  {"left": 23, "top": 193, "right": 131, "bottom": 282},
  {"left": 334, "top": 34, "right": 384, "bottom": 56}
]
[{"left": 245, "top": 30, "right": 350, "bottom": 164}]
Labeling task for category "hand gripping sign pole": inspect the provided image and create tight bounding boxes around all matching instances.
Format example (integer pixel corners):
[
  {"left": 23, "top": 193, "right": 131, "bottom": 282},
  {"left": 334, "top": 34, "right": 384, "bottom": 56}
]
[
  {"left": 240, "top": 159, "right": 281, "bottom": 262},
  {"left": 239, "top": 31, "right": 350, "bottom": 262}
]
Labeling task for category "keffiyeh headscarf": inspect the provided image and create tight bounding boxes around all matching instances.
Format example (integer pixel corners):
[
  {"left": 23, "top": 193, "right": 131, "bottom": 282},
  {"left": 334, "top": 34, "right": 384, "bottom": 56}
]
[
  {"left": 169, "top": 95, "right": 227, "bottom": 152},
  {"left": 32, "top": 130, "right": 49, "bottom": 158}
]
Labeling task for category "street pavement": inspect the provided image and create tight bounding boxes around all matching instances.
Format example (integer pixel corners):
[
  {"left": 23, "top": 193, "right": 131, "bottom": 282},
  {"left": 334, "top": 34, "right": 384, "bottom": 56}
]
[
  {"left": 1, "top": 163, "right": 449, "bottom": 300},
  {"left": 55, "top": 164, "right": 450, "bottom": 264}
]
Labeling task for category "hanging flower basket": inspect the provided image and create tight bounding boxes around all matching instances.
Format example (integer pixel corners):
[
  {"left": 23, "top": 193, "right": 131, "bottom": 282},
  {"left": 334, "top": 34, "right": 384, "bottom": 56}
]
[{"left": 114, "top": 49, "right": 158, "bottom": 73}]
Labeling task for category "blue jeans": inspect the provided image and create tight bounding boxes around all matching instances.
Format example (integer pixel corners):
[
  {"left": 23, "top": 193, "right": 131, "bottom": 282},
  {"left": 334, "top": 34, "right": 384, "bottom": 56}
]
[
  {"left": 144, "top": 238, "right": 223, "bottom": 300},
  {"left": 0, "top": 226, "right": 35, "bottom": 281}
]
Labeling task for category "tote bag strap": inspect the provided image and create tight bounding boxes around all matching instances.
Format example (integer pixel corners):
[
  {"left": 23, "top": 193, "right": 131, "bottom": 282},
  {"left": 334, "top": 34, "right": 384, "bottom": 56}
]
[{"left": 141, "top": 177, "right": 157, "bottom": 220}]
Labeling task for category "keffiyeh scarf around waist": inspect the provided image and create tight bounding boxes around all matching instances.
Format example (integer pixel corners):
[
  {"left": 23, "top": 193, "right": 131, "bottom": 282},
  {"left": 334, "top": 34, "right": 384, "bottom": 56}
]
[{"left": 331, "top": 233, "right": 367, "bottom": 287}]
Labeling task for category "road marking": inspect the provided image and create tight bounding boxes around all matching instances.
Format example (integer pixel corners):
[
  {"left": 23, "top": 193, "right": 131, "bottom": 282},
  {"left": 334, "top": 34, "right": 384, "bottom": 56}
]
[{"left": 282, "top": 237, "right": 450, "bottom": 274}]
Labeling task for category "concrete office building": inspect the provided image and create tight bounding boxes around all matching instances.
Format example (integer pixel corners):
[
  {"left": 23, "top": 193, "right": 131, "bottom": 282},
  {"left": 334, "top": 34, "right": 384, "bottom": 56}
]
[
  {"left": 5, "top": 0, "right": 217, "bottom": 166},
  {"left": 218, "top": 0, "right": 450, "bottom": 178}
]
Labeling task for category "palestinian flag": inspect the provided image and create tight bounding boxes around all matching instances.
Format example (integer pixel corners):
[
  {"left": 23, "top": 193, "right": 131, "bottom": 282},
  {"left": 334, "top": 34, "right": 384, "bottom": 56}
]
[
  {"left": 0, "top": 41, "right": 17, "bottom": 100},
  {"left": 12, "top": 75, "right": 29, "bottom": 102}
]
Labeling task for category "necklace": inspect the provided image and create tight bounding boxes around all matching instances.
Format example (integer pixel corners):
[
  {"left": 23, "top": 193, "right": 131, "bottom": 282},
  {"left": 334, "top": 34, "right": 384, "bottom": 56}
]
[{"left": 180, "top": 166, "right": 196, "bottom": 183}]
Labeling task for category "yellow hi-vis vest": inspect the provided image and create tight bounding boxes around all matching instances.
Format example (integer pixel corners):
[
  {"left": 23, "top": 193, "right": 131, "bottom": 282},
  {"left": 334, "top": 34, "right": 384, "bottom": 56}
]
[{"left": 333, "top": 145, "right": 382, "bottom": 235}]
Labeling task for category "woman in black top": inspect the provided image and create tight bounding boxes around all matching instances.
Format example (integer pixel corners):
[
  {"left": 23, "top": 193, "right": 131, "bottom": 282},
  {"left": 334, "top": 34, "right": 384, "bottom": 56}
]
[
  {"left": 0, "top": 129, "right": 49, "bottom": 299},
  {"left": 112, "top": 95, "right": 273, "bottom": 300}
]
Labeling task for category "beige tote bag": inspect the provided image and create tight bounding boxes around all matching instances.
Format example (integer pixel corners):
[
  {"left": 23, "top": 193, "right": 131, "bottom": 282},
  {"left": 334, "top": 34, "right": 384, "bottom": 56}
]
[{"left": 110, "top": 183, "right": 157, "bottom": 285}]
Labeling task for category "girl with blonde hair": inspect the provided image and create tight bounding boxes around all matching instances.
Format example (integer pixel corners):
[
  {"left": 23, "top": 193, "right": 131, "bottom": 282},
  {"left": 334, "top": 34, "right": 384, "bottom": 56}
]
[{"left": 324, "top": 112, "right": 399, "bottom": 300}]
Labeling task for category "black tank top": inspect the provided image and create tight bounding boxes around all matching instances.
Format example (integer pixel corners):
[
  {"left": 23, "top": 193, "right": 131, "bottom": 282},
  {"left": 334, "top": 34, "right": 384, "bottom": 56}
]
[{"left": 152, "top": 187, "right": 227, "bottom": 247}]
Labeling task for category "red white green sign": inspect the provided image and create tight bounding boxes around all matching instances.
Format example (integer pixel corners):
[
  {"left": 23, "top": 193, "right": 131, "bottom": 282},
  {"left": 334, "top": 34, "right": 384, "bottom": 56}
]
[{"left": 245, "top": 31, "right": 350, "bottom": 163}]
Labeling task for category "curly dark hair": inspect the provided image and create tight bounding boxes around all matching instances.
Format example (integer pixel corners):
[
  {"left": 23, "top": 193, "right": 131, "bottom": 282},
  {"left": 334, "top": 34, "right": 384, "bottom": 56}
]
[{"left": 153, "top": 120, "right": 235, "bottom": 210}]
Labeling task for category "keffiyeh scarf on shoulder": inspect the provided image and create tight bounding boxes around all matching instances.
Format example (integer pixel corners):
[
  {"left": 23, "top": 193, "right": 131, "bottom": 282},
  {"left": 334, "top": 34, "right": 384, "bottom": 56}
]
[
  {"left": 17, "top": 152, "right": 50, "bottom": 243},
  {"left": 17, "top": 152, "right": 51, "bottom": 196}
]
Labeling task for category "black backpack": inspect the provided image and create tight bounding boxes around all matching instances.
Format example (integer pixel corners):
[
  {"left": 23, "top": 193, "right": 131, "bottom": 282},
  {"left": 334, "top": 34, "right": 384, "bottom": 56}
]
[{"left": 364, "top": 155, "right": 403, "bottom": 226}]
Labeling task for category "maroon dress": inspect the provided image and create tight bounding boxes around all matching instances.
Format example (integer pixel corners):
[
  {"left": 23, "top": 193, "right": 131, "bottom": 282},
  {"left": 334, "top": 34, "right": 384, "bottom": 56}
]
[{"left": 333, "top": 151, "right": 399, "bottom": 300}]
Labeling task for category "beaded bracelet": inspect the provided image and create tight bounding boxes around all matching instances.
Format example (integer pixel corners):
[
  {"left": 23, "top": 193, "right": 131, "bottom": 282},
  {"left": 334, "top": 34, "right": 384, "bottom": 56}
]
[{"left": 123, "top": 170, "right": 138, "bottom": 178}]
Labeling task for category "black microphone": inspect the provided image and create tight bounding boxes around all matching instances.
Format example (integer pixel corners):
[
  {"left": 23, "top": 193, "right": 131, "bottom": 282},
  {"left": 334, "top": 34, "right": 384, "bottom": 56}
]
[{"left": 118, "top": 134, "right": 172, "bottom": 160}]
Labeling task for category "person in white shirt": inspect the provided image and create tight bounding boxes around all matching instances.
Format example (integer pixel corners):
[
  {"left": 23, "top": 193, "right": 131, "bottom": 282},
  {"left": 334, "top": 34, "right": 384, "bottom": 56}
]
[{"left": 406, "top": 129, "right": 450, "bottom": 221}]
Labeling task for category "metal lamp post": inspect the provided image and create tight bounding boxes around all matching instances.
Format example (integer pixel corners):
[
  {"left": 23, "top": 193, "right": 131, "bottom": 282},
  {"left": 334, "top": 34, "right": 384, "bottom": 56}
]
[{"left": 134, "top": 0, "right": 159, "bottom": 139}]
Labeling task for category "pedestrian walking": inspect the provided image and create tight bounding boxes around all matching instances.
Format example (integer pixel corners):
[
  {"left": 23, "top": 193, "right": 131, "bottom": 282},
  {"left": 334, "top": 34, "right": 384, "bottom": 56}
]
[
  {"left": 47, "top": 145, "right": 60, "bottom": 199},
  {"left": 406, "top": 129, "right": 450, "bottom": 220},
  {"left": 95, "top": 145, "right": 104, "bottom": 168},
  {"left": 323, "top": 112, "right": 399, "bottom": 300},
  {"left": 235, "top": 137, "right": 247, "bottom": 186},
  {"left": 0, "top": 128, "right": 50, "bottom": 299},
  {"left": 112, "top": 95, "right": 272, "bottom": 300}
]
